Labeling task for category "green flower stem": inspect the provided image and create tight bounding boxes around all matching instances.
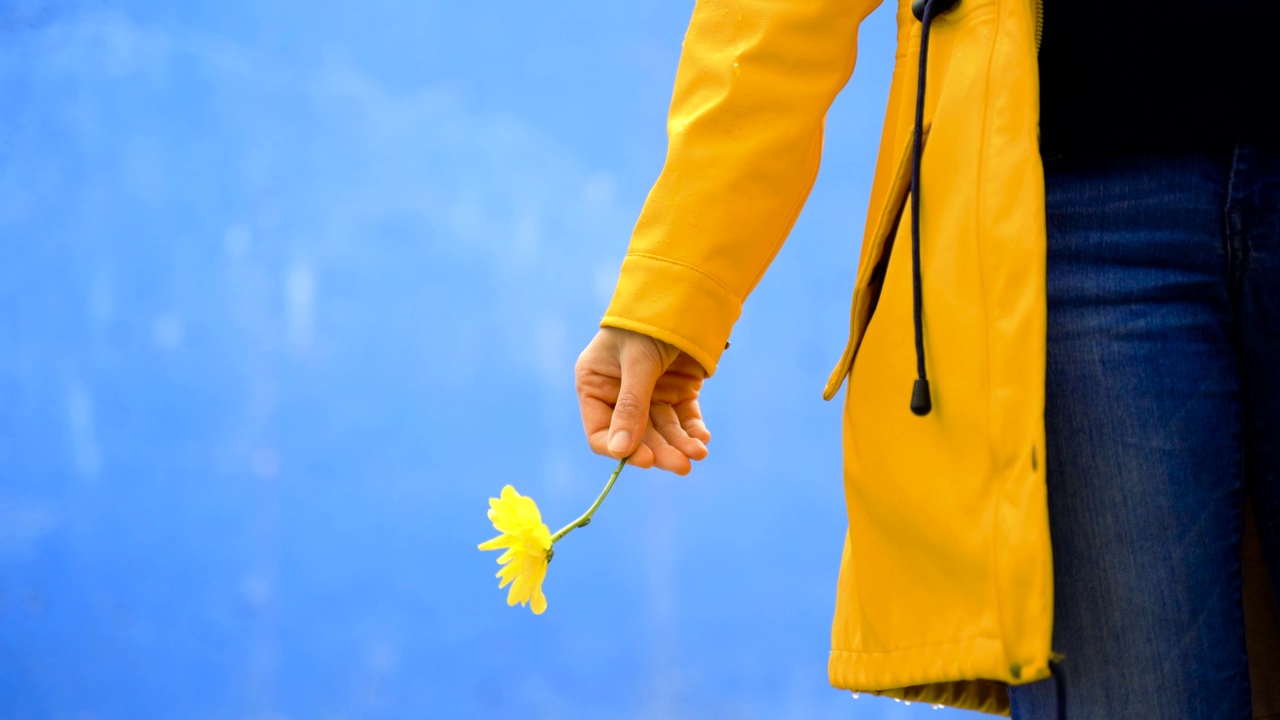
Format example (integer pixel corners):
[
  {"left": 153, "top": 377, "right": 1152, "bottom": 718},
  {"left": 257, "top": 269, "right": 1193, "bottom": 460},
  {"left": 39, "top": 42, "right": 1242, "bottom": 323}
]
[{"left": 550, "top": 457, "right": 628, "bottom": 545}]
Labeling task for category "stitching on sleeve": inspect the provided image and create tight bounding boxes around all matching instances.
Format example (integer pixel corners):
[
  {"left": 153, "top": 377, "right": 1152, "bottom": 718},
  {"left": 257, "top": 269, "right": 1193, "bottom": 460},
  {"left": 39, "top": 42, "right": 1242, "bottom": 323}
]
[{"left": 626, "top": 252, "right": 743, "bottom": 303}]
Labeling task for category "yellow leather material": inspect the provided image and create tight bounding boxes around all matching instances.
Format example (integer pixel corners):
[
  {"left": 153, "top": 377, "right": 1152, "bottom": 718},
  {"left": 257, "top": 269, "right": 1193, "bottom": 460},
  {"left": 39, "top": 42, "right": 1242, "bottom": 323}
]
[{"left": 604, "top": 0, "right": 1050, "bottom": 714}]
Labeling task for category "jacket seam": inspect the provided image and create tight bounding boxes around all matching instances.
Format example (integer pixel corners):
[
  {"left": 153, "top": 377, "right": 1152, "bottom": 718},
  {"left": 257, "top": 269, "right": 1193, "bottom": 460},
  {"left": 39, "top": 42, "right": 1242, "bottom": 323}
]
[
  {"left": 977, "top": 0, "right": 1005, "bottom": 670},
  {"left": 625, "top": 252, "right": 743, "bottom": 302}
]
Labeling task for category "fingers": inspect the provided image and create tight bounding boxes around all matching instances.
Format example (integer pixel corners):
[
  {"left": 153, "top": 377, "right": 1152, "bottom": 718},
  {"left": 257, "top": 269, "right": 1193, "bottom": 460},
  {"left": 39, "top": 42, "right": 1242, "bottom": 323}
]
[
  {"left": 578, "top": 372, "right": 622, "bottom": 457},
  {"left": 673, "top": 398, "right": 712, "bottom": 444},
  {"left": 620, "top": 438, "right": 657, "bottom": 469},
  {"left": 642, "top": 423, "right": 692, "bottom": 475},
  {"left": 574, "top": 327, "right": 711, "bottom": 475},
  {"left": 590, "top": 405, "right": 708, "bottom": 474},
  {"left": 651, "top": 351, "right": 706, "bottom": 405},
  {"left": 605, "top": 341, "right": 666, "bottom": 460},
  {"left": 650, "top": 402, "right": 708, "bottom": 461},
  {"left": 651, "top": 372, "right": 701, "bottom": 405},
  {"left": 586, "top": 423, "right": 657, "bottom": 468}
]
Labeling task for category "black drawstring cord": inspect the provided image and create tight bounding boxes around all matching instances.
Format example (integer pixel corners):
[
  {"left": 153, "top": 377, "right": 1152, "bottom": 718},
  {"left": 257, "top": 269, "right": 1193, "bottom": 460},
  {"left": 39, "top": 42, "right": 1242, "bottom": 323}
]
[{"left": 908, "top": 0, "right": 957, "bottom": 416}]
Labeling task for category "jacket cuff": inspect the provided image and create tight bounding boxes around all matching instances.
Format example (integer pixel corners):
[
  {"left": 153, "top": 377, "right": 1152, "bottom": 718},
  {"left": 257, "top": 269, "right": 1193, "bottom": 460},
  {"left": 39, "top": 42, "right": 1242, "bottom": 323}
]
[{"left": 600, "top": 252, "right": 741, "bottom": 377}]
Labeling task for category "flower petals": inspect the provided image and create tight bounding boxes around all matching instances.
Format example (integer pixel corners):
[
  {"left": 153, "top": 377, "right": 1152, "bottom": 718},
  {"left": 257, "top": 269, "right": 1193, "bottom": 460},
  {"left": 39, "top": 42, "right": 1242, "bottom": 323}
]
[{"left": 479, "top": 485, "right": 553, "bottom": 614}]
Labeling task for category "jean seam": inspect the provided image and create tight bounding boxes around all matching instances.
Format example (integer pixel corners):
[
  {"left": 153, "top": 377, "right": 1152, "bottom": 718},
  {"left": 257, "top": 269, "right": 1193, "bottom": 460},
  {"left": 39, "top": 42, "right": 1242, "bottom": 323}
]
[{"left": 1224, "top": 143, "right": 1245, "bottom": 307}]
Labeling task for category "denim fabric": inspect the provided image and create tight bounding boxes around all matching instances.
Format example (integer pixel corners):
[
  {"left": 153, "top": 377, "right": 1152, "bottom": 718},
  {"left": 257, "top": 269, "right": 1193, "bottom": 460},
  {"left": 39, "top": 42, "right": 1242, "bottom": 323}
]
[{"left": 1009, "top": 145, "right": 1280, "bottom": 720}]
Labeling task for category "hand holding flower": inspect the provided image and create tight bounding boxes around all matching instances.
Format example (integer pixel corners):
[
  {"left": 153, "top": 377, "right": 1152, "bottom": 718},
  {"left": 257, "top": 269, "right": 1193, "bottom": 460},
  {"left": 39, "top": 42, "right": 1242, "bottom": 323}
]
[{"left": 478, "top": 458, "right": 628, "bottom": 614}]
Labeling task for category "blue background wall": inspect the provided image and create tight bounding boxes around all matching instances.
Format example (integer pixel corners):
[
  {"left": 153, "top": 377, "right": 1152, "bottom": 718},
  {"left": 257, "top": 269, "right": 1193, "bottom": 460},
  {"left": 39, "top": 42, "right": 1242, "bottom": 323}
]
[{"left": 0, "top": 0, "right": 984, "bottom": 717}]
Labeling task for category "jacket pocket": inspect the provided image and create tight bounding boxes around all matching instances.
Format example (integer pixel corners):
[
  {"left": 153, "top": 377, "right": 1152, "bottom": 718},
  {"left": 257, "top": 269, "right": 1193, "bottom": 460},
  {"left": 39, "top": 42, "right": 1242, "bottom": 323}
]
[{"left": 823, "top": 123, "right": 929, "bottom": 401}]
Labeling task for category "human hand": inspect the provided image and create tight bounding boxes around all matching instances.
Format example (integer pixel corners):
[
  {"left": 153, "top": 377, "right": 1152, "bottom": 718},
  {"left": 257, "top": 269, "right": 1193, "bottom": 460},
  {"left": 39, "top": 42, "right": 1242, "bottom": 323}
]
[{"left": 574, "top": 327, "right": 711, "bottom": 475}]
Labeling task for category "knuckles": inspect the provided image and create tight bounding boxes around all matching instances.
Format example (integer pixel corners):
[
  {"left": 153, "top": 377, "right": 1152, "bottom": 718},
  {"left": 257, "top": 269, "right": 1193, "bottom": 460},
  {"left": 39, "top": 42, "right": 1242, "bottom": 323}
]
[{"left": 612, "top": 391, "right": 646, "bottom": 420}]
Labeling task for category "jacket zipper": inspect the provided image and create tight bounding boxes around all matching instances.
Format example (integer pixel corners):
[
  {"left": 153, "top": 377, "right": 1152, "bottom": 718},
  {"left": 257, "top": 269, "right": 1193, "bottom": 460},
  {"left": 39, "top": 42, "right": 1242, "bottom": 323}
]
[{"left": 1035, "top": 0, "right": 1044, "bottom": 53}]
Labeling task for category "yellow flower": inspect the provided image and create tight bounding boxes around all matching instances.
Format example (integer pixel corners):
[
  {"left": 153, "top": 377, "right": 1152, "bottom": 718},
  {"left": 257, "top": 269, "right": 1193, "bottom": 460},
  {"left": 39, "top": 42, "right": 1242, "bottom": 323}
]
[
  {"left": 478, "top": 485, "right": 553, "bottom": 614},
  {"left": 479, "top": 458, "right": 627, "bottom": 615}
]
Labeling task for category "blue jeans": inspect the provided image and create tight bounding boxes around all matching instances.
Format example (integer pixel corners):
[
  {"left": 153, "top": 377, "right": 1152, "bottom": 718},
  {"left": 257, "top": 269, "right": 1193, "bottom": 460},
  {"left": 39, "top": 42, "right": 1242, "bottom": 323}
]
[{"left": 1009, "top": 145, "right": 1280, "bottom": 719}]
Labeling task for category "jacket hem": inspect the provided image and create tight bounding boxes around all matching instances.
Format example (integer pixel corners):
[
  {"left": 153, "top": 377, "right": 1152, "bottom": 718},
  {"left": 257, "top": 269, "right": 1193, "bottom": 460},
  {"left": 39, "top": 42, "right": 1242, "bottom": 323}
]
[{"left": 829, "top": 635, "right": 1038, "bottom": 716}]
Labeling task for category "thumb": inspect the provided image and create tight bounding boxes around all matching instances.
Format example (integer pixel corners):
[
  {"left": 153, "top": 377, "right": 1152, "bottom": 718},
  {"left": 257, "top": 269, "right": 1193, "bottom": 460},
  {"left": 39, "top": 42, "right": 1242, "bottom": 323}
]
[{"left": 606, "top": 343, "right": 666, "bottom": 458}]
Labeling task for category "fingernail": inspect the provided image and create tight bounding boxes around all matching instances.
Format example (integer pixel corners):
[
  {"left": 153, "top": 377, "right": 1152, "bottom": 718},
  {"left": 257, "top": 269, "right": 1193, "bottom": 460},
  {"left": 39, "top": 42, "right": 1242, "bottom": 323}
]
[{"left": 608, "top": 431, "right": 631, "bottom": 454}]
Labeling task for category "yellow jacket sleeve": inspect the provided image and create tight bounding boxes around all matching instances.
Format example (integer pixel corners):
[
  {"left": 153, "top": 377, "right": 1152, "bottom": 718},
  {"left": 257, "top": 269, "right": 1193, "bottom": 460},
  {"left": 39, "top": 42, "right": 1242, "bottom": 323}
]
[{"left": 602, "top": 0, "right": 883, "bottom": 376}]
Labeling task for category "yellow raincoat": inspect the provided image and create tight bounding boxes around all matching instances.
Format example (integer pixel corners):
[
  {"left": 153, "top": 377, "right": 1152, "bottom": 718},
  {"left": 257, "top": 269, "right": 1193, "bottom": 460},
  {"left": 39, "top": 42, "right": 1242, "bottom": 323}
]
[{"left": 601, "top": 0, "right": 1280, "bottom": 714}]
